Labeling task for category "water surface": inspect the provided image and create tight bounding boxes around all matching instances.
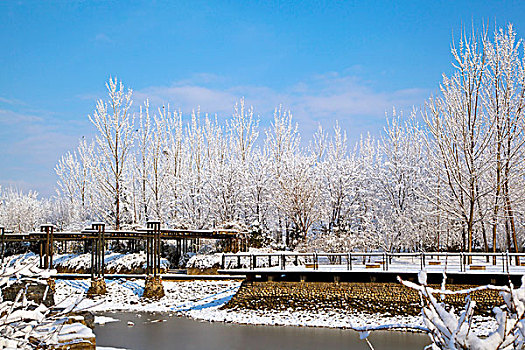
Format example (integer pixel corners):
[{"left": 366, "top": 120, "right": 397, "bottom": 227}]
[{"left": 95, "top": 312, "right": 430, "bottom": 350}]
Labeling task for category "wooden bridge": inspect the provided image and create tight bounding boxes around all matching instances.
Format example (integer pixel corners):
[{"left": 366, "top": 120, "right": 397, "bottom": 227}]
[
  {"left": 5, "top": 222, "right": 525, "bottom": 288},
  {"left": 0, "top": 222, "right": 246, "bottom": 279}
]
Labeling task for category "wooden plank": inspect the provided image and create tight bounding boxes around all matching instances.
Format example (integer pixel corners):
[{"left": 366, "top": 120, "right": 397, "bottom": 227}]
[{"left": 366, "top": 263, "right": 381, "bottom": 269}]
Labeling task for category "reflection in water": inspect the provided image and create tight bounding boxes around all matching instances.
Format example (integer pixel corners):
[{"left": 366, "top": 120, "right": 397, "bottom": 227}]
[{"left": 95, "top": 312, "right": 430, "bottom": 350}]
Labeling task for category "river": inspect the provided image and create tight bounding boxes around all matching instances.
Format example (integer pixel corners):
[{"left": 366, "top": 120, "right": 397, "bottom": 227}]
[{"left": 94, "top": 312, "right": 430, "bottom": 350}]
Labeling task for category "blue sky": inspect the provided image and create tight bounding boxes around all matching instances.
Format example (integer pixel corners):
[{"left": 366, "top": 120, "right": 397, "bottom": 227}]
[{"left": 1, "top": 0, "right": 525, "bottom": 196}]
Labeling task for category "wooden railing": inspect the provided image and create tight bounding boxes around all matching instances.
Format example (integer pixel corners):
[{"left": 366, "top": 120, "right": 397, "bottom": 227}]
[{"left": 221, "top": 252, "right": 525, "bottom": 274}]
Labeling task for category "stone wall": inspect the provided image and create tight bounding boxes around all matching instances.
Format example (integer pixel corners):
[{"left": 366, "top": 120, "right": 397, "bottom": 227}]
[{"left": 224, "top": 281, "right": 503, "bottom": 316}]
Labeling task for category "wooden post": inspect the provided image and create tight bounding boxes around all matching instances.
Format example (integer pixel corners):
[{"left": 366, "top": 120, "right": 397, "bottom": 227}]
[
  {"left": 147, "top": 221, "right": 161, "bottom": 277},
  {"left": 100, "top": 223, "right": 105, "bottom": 277},
  {"left": 39, "top": 240, "right": 43, "bottom": 268},
  {"left": 86, "top": 222, "right": 107, "bottom": 297},
  {"left": 156, "top": 226, "right": 160, "bottom": 274},
  {"left": 40, "top": 224, "right": 54, "bottom": 269},
  {"left": 91, "top": 222, "right": 106, "bottom": 278},
  {"left": 50, "top": 226, "right": 54, "bottom": 268},
  {"left": 0, "top": 226, "right": 5, "bottom": 264},
  {"left": 90, "top": 239, "right": 94, "bottom": 279},
  {"left": 146, "top": 237, "right": 150, "bottom": 274},
  {"left": 177, "top": 238, "right": 181, "bottom": 266},
  {"left": 45, "top": 228, "right": 49, "bottom": 269},
  {"left": 158, "top": 231, "right": 161, "bottom": 273}
]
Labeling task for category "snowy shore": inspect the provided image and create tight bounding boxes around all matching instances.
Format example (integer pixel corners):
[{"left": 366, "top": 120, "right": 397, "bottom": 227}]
[{"left": 55, "top": 278, "right": 497, "bottom": 337}]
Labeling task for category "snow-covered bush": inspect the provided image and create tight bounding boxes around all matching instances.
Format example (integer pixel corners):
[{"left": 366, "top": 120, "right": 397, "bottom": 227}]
[
  {"left": 247, "top": 220, "right": 274, "bottom": 248},
  {"left": 186, "top": 253, "right": 222, "bottom": 270},
  {"left": 357, "top": 272, "right": 525, "bottom": 349},
  {"left": 178, "top": 252, "right": 196, "bottom": 269},
  {"left": 53, "top": 251, "right": 170, "bottom": 274},
  {"left": 395, "top": 272, "right": 525, "bottom": 349}
]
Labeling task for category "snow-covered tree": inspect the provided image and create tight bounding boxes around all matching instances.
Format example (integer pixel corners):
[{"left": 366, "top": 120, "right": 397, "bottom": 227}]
[
  {"left": 424, "top": 29, "right": 493, "bottom": 256},
  {"left": 0, "top": 188, "right": 47, "bottom": 233},
  {"left": 88, "top": 77, "right": 135, "bottom": 229}
]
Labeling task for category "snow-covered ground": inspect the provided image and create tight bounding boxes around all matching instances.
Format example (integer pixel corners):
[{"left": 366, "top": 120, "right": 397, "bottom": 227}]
[
  {"left": 55, "top": 279, "right": 241, "bottom": 313},
  {"left": 54, "top": 278, "right": 498, "bottom": 338}
]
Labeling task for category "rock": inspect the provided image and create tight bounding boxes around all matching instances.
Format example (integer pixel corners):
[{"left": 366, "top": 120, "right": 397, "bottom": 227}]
[
  {"left": 30, "top": 334, "right": 96, "bottom": 350},
  {"left": 66, "top": 311, "right": 95, "bottom": 329},
  {"left": 28, "top": 313, "right": 97, "bottom": 350},
  {"left": 86, "top": 278, "right": 107, "bottom": 297},
  {"left": 142, "top": 276, "right": 165, "bottom": 300},
  {"left": 2, "top": 278, "right": 55, "bottom": 307}
]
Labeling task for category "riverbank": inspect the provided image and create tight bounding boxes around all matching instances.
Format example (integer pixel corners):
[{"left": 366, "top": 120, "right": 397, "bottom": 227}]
[
  {"left": 54, "top": 278, "right": 497, "bottom": 339},
  {"left": 55, "top": 279, "right": 241, "bottom": 313}
]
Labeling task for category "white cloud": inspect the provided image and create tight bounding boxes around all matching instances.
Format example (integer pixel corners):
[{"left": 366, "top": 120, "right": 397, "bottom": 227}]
[
  {"left": 0, "top": 109, "right": 43, "bottom": 124},
  {"left": 134, "top": 72, "right": 428, "bottom": 127},
  {"left": 94, "top": 33, "right": 113, "bottom": 44},
  {"left": 134, "top": 85, "right": 236, "bottom": 115},
  {"left": 0, "top": 96, "right": 24, "bottom": 105}
]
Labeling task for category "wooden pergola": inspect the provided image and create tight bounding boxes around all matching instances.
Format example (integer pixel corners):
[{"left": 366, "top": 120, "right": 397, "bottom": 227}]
[{"left": 0, "top": 222, "right": 247, "bottom": 278}]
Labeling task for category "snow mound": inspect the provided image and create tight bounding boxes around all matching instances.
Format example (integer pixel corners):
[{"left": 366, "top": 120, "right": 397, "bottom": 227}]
[{"left": 186, "top": 254, "right": 222, "bottom": 269}]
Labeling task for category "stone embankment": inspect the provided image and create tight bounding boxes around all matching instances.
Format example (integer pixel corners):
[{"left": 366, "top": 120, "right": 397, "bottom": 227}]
[{"left": 224, "top": 281, "right": 503, "bottom": 316}]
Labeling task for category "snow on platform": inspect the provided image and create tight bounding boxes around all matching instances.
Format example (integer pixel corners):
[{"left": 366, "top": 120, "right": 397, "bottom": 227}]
[{"left": 52, "top": 273, "right": 245, "bottom": 280}]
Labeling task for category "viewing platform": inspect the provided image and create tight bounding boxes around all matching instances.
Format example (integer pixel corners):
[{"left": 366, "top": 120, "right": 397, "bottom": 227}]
[{"left": 220, "top": 252, "right": 525, "bottom": 286}]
